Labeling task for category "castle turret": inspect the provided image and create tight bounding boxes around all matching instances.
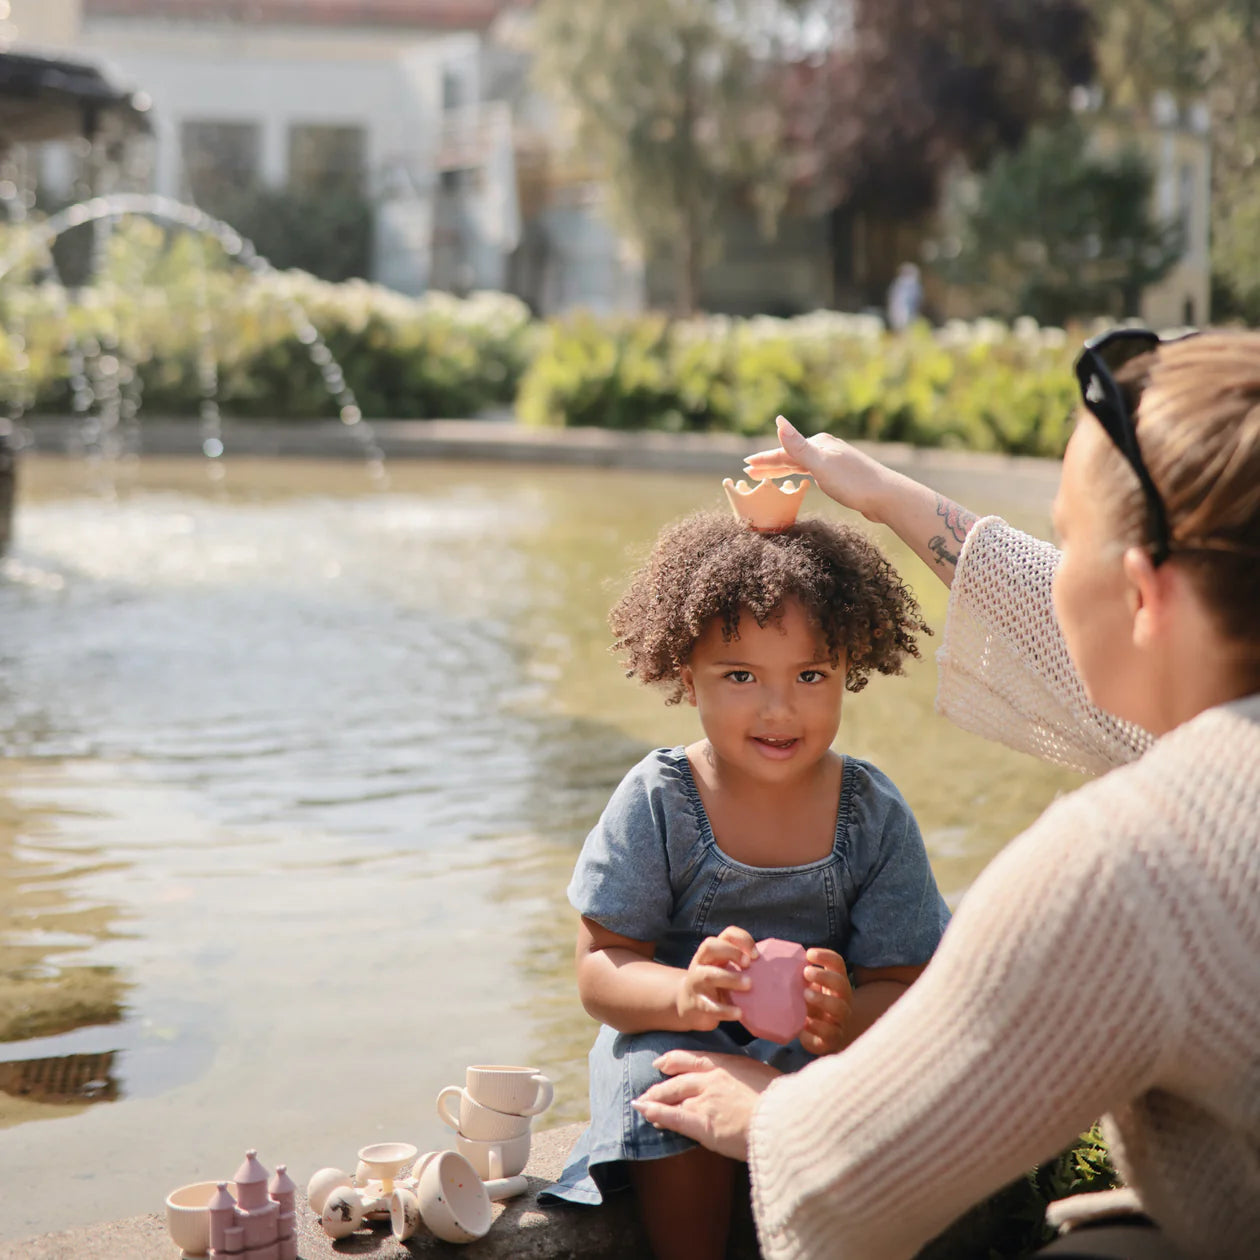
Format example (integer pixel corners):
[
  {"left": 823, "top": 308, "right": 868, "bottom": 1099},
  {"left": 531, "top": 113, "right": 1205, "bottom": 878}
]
[
  {"left": 233, "top": 1149, "right": 270, "bottom": 1211},
  {"left": 268, "top": 1164, "right": 296, "bottom": 1215},
  {"left": 208, "top": 1182, "right": 237, "bottom": 1254}
]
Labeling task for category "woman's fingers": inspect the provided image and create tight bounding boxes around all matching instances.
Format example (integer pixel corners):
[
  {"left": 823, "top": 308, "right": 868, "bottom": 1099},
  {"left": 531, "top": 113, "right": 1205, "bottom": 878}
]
[
  {"left": 742, "top": 460, "right": 807, "bottom": 480},
  {"left": 653, "top": 1049, "right": 717, "bottom": 1076},
  {"left": 639, "top": 1071, "right": 709, "bottom": 1107}
]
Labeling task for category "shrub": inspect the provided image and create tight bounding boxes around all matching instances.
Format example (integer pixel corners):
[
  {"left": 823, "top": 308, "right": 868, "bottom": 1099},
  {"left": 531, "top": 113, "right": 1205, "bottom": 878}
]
[{"left": 518, "top": 309, "right": 1082, "bottom": 456}]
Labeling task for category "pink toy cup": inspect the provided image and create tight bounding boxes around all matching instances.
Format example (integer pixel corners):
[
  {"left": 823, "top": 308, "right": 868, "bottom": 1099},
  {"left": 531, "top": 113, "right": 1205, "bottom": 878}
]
[{"left": 164, "top": 1181, "right": 218, "bottom": 1257}]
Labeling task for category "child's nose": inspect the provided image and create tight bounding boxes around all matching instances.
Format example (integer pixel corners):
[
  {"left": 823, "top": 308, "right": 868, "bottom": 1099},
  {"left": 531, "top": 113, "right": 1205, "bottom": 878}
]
[{"left": 760, "top": 683, "right": 794, "bottom": 719}]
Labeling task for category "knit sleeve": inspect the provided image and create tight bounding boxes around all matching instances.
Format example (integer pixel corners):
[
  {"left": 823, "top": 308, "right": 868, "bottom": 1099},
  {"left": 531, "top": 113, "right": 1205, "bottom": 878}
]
[
  {"left": 746, "top": 779, "right": 1188, "bottom": 1260},
  {"left": 934, "top": 516, "right": 1153, "bottom": 774}
]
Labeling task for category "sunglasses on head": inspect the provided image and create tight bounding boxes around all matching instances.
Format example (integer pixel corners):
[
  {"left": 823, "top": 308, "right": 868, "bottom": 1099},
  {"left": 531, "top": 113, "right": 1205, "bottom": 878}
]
[{"left": 1073, "top": 327, "right": 1199, "bottom": 567}]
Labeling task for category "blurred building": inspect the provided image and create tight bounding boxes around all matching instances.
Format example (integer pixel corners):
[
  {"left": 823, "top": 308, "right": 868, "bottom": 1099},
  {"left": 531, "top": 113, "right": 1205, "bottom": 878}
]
[
  {"left": 1129, "top": 94, "right": 1212, "bottom": 328},
  {"left": 3, "top": 2, "right": 1211, "bottom": 323},
  {"left": 5, "top": 0, "right": 84, "bottom": 47},
  {"left": 7, "top": 0, "right": 521, "bottom": 295}
]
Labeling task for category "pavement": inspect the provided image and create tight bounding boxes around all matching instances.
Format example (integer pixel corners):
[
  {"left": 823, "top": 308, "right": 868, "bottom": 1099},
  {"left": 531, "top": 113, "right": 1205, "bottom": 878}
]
[{"left": 2, "top": 1124, "right": 760, "bottom": 1260}]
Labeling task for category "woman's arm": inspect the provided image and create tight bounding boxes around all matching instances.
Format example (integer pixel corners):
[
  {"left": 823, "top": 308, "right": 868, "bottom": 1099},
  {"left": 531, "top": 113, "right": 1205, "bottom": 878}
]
[
  {"left": 743, "top": 417, "right": 978, "bottom": 587},
  {"left": 640, "top": 788, "right": 1185, "bottom": 1258},
  {"left": 749, "top": 417, "right": 1151, "bottom": 769}
]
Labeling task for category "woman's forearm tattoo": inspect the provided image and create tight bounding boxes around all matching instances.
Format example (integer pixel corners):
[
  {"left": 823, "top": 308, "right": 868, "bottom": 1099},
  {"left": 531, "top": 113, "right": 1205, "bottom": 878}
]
[{"left": 927, "top": 496, "right": 979, "bottom": 568}]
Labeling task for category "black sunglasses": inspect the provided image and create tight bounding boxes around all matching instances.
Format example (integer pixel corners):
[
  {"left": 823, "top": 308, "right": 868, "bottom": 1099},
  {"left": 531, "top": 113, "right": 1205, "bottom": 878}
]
[{"left": 1073, "top": 327, "right": 1199, "bottom": 567}]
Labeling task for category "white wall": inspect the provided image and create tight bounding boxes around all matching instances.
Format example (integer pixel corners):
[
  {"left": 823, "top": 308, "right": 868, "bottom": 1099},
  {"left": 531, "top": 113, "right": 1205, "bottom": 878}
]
[
  {"left": 8, "top": 0, "right": 82, "bottom": 49},
  {"left": 77, "top": 21, "right": 472, "bottom": 200}
]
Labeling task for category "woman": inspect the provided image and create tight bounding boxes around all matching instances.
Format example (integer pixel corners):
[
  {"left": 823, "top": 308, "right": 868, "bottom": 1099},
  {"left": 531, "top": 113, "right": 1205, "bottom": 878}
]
[{"left": 633, "top": 329, "right": 1260, "bottom": 1260}]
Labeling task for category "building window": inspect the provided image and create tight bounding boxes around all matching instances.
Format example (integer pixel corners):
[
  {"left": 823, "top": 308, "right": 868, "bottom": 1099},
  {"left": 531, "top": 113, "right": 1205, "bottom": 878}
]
[
  {"left": 442, "top": 68, "right": 466, "bottom": 111},
  {"left": 288, "top": 124, "right": 366, "bottom": 197},
  {"left": 182, "top": 120, "right": 261, "bottom": 206}
]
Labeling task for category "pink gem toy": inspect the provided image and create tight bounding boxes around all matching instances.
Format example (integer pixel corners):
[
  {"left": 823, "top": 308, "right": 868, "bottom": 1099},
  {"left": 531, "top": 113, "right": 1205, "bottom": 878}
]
[
  {"left": 733, "top": 937, "right": 808, "bottom": 1043},
  {"left": 722, "top": 476, "right": 809, "bottom": 533}
]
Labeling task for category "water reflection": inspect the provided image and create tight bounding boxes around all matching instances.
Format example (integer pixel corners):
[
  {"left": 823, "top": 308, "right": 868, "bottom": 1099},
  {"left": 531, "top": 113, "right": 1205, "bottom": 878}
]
[{"left": 0, "top": 452, "right": 1077, "bottom": 1238}]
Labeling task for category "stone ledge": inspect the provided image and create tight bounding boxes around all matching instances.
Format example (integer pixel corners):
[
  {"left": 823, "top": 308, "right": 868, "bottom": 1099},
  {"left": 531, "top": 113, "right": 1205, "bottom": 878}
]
[
  {"left": 19, "top": 415, "right": 1061, "bottom": 508},
  {"left": 0, "top": 1125, "right": 759, "bottom": 1260}
]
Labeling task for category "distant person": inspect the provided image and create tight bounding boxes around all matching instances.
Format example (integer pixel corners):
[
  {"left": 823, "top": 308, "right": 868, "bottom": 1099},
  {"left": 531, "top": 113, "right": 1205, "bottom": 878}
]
[
  {"left": 886, "top": 261, "right": 923, "bottom": 331},
  {"left": 636, "top": 331, "right": 1260, "bottom": 1259},
  {"left": 540, "top": 509, "right": 951, "bottom": 1260}
]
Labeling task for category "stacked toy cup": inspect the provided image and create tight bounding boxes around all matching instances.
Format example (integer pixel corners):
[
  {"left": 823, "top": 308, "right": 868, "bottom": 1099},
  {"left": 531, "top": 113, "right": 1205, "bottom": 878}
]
[{"left": 436, "top": 1064, "right": 554, "bottom": 1181}]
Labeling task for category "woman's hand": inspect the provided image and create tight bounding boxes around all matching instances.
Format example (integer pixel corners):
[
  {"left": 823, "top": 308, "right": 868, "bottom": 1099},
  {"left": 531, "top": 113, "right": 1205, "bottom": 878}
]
[
  {"left": 743, "top": 416, "right": 893, "bottom": 524},
  {"left": 633, "top": 1050, "right": 780, "bottom": 1161},
  {"left": 800, "top": 947, "right": 854, "bottom": 1056},
  {"left": 676, "top": 926, "right": 757, "bottom": 1030},
  {"left": 747, "top": 415, "right": 979, "bottom": 587}
]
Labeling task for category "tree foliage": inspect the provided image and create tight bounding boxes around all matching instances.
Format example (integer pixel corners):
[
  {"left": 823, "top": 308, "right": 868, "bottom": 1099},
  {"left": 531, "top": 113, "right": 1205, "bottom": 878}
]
[
  {"left": 530, "top": 0, "right": 1096, "bottom": 313},
  {"left": 531, "top": 0, "right": 787, "bottom": 315},
  {"left": 782, "top": 0, "right": 1097, "bottom": 216},
  {"left": 937, "top": 120, "right": 1183, "bottom": 324}
]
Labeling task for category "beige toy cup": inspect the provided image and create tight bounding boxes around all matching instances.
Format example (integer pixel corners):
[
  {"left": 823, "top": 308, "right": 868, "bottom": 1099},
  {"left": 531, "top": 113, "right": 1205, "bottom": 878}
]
[
  {"left": 464, "top": 1064, "right": 554, "bottom": 1117},
  {"left": 165, "top": 1181, "right": 218, "bottom": 1257},
  {"left": 415, "top": 1150, "right": 493, "bottom": 1243},
  {"left": 456, "top": 1131, "right": 531, "bottom": 1180},
  {"left": 437, "top": 1085, "right": 533, "bottom": 1141}
]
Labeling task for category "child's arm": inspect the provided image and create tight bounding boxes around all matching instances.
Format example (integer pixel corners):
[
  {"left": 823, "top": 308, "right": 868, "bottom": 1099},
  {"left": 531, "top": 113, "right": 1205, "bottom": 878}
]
[
  {"left": 577, "top": 916, "right": 756, "bottom": 1035},
  {"left": 844, "top": 963, "right": 925, "bottom": 1046}
]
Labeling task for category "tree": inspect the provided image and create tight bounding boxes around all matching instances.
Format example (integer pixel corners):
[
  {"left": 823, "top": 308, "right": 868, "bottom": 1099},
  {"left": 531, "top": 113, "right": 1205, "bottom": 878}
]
[
  {"left": 1093, "top": 0, "right": 1260, "bottom": 318},
  {"left": 937, "top": 120, "right": 1183, "bottom": 324},
  {"left": 531, "top": 0, "right": 788, "bottom": 315},
  {"left": 781, "top": 0, "right": 1097, "bottom": 218}
]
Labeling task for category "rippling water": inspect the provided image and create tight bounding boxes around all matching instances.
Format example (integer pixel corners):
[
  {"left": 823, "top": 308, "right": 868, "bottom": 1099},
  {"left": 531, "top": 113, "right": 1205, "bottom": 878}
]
[{"left": 0, "top": 452, "right": 1077, "bottom": 1238}]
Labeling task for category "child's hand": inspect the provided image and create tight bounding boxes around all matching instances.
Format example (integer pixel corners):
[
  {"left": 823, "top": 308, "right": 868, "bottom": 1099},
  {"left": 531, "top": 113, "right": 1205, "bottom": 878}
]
[
  {"left": 676, "top": 926, "right": 758, "bottom": 1031},
  {"left": 800, "top": 947, "right": 853, "bottom": 1056}
]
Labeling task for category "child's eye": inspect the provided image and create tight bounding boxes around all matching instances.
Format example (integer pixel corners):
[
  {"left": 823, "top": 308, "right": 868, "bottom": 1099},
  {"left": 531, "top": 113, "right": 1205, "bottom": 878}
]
[
  {"left": 799, "top": 669, "right": 828, "bottom": 683},
  {"left": 724, "top": 670, "right": 754, "bottom": 684}
]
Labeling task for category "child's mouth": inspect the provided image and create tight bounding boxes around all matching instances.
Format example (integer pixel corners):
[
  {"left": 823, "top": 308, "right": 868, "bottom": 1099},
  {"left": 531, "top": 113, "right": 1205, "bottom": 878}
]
[{"left": 754, "top": 736, "right": 799, "bottom": 756}]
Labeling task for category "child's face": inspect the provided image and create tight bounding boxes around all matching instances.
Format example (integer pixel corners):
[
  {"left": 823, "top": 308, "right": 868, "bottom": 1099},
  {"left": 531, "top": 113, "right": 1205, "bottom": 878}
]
[{"left": 678, "top": 599, "right": 846, "bottom": 782}]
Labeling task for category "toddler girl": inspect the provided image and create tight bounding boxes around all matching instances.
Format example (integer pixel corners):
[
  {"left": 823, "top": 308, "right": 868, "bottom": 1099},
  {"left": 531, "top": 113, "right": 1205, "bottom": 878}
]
[{"left": 540, "top": 509, "right": 951, "bottom": 1260}]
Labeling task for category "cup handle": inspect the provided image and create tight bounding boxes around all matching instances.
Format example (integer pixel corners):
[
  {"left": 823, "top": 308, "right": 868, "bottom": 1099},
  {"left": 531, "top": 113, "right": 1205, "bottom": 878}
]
[
  {"left": 435, "top": 1085, "right": 463, "bottom": 1131},
  {"left": 518, "top": 1075, "right": 554, "bottom": 1117}
]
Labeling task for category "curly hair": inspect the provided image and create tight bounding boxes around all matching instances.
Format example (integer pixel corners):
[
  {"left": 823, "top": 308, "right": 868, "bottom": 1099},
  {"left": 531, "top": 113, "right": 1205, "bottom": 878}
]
[{"left": 610, "top": 511, "right": 931, "bottom": 703}]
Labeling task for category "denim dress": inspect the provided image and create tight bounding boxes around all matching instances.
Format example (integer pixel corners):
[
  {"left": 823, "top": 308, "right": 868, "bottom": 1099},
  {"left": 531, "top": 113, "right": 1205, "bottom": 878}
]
[{"left": 539, "top": 746, "right": 951, "bottom": 1206}]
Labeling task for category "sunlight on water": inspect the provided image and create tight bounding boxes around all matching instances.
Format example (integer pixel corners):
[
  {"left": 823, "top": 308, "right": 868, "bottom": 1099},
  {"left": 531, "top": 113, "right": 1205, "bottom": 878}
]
[{"left": 0, "top": 453, "right": 1078, "bottom": 1237}]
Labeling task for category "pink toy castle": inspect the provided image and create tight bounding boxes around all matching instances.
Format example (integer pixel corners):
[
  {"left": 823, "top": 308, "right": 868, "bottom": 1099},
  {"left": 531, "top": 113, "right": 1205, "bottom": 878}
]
[{"left": 207, "top": 1151, "right": 298, "bottom": 1260}]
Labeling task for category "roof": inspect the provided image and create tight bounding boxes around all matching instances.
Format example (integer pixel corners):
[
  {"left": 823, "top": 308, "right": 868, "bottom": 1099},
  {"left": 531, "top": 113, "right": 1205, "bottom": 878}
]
[
  {"left": 0, "top": 50, "right": 152, "bottom": 147},
  {"left": 82, "top": 0, "right": 514, "bottom": 29}
]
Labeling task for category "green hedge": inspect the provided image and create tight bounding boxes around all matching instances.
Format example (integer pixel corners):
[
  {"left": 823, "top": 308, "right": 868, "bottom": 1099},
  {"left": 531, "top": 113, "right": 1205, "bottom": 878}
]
[
  {"left": 517, "top": 311, "right": 1081, "bottom": 457},
  {"left": 0, "top": 219, "right": 537, "bottom": 421},
  {"left": 0, "top": 217, "right": 1089, "bottom": 455}
]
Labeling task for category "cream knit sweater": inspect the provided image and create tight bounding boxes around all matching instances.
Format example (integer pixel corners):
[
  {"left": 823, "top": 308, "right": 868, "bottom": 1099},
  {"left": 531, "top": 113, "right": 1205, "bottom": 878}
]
[{"left": 748, "top": 517, "right": 1260, "bottom": 1260}]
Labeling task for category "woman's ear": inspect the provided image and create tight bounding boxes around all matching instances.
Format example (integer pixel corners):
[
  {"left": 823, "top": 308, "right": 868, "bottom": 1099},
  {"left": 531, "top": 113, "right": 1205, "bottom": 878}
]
[
  {"left": 1121, "top": 546, "right": 1168, "bottom": 650},
  {"left": 679, "top": 665, "right": 697, "bottom": 706}
]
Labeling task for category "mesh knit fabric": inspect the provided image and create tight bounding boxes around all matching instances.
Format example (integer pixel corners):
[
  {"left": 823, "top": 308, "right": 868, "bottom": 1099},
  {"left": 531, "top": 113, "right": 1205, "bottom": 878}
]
[{"left": 748, "top": 517, "right": 1260, "bottom": 1260}]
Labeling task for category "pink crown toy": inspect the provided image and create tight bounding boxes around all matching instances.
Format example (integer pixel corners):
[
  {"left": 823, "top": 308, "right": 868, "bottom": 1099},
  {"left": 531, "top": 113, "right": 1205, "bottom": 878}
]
[{"left": 722, "top": 477, "right": 809, "bottom": 533}]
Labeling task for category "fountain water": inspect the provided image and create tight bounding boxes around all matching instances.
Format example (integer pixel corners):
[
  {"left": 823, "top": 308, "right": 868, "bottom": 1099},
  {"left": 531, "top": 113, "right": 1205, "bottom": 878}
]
[
  {"left": 0, "top": 192, "right": 389, "bottom": 514},
  {"left": 0, "top": 45, "right": 153, "bottom": 552}
]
